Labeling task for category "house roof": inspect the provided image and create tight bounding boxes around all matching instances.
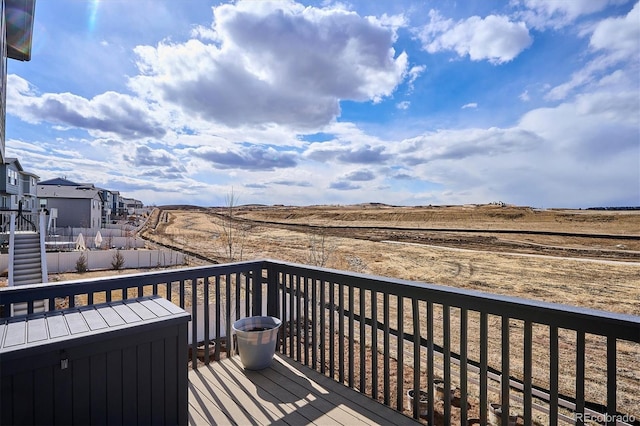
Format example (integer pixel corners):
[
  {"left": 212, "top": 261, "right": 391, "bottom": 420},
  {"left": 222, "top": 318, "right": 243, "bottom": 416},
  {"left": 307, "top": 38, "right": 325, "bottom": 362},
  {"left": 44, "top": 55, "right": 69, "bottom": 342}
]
[
  {"left": 5, "top": 0, "right": 36, "bottom": 61},
  {"left": 37, "top": 184, "right": 102, "bottom": 200},
  {"left": 38, "top": 177, "right": 80, "bottom": 186},
  {"left": 4, "top": 157, "right": 23, "bottom": 171}
]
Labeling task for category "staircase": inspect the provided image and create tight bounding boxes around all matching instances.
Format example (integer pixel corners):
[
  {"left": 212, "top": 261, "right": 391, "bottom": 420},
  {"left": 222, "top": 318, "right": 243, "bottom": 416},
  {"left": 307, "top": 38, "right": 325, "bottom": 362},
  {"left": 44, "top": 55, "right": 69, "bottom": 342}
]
[
  {"left": 12, "top": 232, "right": 44, "bottom": 285},
  {"left": 8, "top": 212, "right": 48, "bottom": 316}
]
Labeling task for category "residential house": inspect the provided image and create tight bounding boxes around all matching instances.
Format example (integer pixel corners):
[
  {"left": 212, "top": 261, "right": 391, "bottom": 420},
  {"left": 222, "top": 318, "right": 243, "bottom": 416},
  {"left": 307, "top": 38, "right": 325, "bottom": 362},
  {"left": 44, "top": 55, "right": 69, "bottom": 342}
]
[
  {"left": 37, "top": 177, "right": 103, "bottom": 229},
  {"left": 0, "top": 157, "right": 37, "bottom": 211},
  {"left": 98, "top": 187, "right": 114, "bottom": 225}
]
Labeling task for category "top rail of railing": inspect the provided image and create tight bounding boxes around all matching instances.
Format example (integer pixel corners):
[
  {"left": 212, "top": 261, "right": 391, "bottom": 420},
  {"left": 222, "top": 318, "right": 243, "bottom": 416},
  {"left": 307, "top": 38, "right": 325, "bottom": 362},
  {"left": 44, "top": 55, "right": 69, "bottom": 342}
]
[
  {"left": 1, "top": 258, "right": 638, "bottom": 342},
  {"left": 264, "top": 259, "right": 640, "bottom": 343}
]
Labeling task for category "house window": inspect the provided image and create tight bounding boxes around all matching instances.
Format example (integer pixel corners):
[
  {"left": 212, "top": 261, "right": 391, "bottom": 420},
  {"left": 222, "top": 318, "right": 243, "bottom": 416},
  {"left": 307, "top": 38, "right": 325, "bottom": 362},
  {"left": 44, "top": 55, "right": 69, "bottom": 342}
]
[{"left": 7, "top": 169, "right": 18, "bottom": 186}]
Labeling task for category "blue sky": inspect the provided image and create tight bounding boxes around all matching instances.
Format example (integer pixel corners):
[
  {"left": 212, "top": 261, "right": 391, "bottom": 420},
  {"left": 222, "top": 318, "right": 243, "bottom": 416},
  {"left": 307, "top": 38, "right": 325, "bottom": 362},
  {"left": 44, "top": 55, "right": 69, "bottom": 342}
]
[{"left": 6, "top": 0, "right": 639, "bottom": 208}]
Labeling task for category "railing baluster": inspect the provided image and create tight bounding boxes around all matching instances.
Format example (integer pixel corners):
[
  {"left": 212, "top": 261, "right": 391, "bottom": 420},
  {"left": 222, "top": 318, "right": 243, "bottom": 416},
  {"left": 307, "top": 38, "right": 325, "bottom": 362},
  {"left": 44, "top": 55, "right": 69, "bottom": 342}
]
[
  {"left": 179, "top": 279, "right": 185, "bottom": 308},
  {"left": 203, "top": 276, "right": 211, "bottom": 364},
  {"left": 280, "top": 272, "right": 288, "bottom": 355},
  {"left": 606, "top": 336, "right": 616, "bottom": 426},
  {"left": 290, "top": 273, "right": 295, "bottom": 359},
  {"left": 320, "top": 279, "right": 326, "bottom": 374},
  {"left": 480, "top": 312, "right": 488, "bottom": 425},
  {"left": 427, "top": 301, "right": 434, "bottom": 426},
  {"left": 348, "top": 285, "right": 354, "bottom": 388},
  {"left": 244, "top": 271, "right": 250, "bottom": 319},
  {"left": 312, "top": 278, "right": 318, "bottom": 369},
  {"left": 444, "top": 304, "right": 451, "bottom": 421},
  {"left": 383, "top": 291, "right": 390, "bottom": 406},
  {"left": 235, "top": 272, "right": 241, "bottom": 324},
  {"left": 396, "top": 295, "right": 404, "bottom": 412},
  {"left": 224, "top": 273, "right": 231, "bottom": 359},
  {"left": 412, "top": 298, "right": 420, "bottom": 419},
  {"left": 502, "top": 315, "right": 511, "bottom": 426},
  {"left": 524, "top": 320, "right": 533, "bottom": 426},
  {"left": 304, "top": 276, "right": 310, "bottom": 366},
  {"left": 191, "top": 278, "right": 198, "bottom": 367},
  {"left": 549, "top": 325, "right": 559, "bottom": 426},
  {"left": 329, "top": 281, "right": 335, "bottom": 379},
  {"left": 371, "top": 289, "right": 378, "bottom": 401},
  {"left": 460, "top": 308, "right": 468, "bottom": 426},
  {"left": 575, "top": 331, "right": 585, "bottom": 426},
  {"left": 296, "top": 274, "right": 302, "bottom": 363},
  {"left": 360, "top": 288, "right": 366, "bottom": 394},
  {"left": 338, "top": 283, "right": 345, "bottom": 383}
]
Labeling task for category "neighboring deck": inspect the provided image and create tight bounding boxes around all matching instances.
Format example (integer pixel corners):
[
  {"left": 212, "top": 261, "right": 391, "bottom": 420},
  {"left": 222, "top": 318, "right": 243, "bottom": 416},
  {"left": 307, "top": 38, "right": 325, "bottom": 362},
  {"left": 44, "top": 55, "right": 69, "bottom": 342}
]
[{"left": 188, "top": 354, "right": 420, "bottom": 425}]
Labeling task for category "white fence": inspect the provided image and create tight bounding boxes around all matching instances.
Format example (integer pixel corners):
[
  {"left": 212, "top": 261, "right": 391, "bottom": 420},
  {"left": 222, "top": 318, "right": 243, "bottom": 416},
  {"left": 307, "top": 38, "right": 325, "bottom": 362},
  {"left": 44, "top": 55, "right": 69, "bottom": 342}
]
[
  {"left": 0, "top": 249, "right": 186, "bottom": 274},
  {"left": 46, "top": 236, "right": 146, "bottom": 250}
]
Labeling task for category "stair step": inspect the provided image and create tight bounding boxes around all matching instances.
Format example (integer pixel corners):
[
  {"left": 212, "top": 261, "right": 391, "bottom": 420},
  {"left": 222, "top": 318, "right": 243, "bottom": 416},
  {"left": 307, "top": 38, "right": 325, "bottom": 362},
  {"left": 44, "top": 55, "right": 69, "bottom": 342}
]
[
  {"left": 14, "top": 249, "right": 40, "bottom": 256},
  {"left": 14, "top": 265, "right": 41, "bottom": 273},
  {"left": 13, "top": 272, "right": 42, "bottom": 282},
  {"left": 14, "top": 249, "right": 40, "bottom": 255},
  {"left": 15, "top": 243, "right": 39, "bottom": 248}
]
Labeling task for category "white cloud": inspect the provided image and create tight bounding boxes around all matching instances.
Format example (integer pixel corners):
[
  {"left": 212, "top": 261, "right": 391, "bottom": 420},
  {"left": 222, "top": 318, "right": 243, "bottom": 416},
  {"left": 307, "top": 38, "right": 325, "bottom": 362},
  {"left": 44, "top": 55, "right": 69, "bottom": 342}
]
[
  {"left": 396, "top": 101, "right": 410, "bottom": 110},
  {"left": 128, "top": 0, "right": 409, "bottom": 130},
  {"left": 546, "top": 2, "right": 639, "bottom": 100},
  {"left": 590, "top": 1, "right": 640, "bottom": 54},
  {"left": 7, "top": 75, "right": 165, "bottom": 139},
  {"left": 417, "top": 11, "right": 532, "bottom": 64},
  {"left": 514, "top": 0, "right": 629, "bottom": 30},
  {"left": 519, "top": 90, "right": 530, "bottom": 102},
  {"left": 461, "top": 103, "right": 477, "bottom": 109}
]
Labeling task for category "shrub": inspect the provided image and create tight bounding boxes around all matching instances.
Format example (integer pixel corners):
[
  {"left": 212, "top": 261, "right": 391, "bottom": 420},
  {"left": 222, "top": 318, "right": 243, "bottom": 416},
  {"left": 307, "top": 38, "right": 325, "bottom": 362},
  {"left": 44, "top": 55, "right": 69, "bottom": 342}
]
[
  {"left": 111, "top": 250, "right": 125, "bottom": 270},
  {"left": 75, "top": 253, "right": 88, "bottom": 273}
]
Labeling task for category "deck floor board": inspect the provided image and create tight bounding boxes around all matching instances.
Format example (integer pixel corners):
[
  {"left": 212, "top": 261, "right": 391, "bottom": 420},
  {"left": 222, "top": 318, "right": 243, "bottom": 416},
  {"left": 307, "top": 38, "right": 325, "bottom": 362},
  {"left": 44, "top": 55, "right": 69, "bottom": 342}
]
[{"left": 188, "top": 354, "right": 420, "bottom": 425}]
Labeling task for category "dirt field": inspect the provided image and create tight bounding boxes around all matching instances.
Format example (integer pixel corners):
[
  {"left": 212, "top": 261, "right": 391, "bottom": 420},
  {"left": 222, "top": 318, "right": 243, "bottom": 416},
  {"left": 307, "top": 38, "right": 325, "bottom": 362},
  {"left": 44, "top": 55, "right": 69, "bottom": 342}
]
[
  {"left": 56, "top": 203, "right": 640, "bottom": 422},
  {"left": 139, "top": 204, "right": 640, "bottom": 316}
]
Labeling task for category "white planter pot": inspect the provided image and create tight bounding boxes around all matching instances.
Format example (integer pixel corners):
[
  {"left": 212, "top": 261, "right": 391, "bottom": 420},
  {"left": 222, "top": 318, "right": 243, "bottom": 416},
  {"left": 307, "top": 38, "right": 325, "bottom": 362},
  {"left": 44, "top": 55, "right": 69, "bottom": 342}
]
[
  {"left": 488, "top": 403, "right": 518, "bottom": 426},
  {"left": 406, "top": 389, "right": 429, "bottom": 418},
  {"left": 232, "top": 316, "right": 282, "bottom": 370}
]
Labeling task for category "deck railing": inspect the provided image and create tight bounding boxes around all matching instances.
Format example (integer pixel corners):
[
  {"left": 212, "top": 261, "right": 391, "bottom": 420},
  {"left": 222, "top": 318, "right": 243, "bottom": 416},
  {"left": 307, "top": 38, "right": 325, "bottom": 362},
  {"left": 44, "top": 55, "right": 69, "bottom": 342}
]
[{"left": 1, "top": 259, "right": 638, "bottom": 425}]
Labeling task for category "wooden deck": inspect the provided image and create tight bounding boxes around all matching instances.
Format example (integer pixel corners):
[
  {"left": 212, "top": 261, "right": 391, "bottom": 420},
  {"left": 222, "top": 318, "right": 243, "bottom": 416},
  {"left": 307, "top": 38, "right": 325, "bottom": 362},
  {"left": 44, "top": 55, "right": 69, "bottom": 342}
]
[{"left": 188, "top": 354, "right": 421, "bottom": 425}]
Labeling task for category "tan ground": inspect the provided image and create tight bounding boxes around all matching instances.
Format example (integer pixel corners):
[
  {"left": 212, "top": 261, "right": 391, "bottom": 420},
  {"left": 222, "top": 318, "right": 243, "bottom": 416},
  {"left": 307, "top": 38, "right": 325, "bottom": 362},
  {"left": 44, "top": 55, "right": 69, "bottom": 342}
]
[{"left": 52, "top": 204, "right": 640, "bottom": 422}]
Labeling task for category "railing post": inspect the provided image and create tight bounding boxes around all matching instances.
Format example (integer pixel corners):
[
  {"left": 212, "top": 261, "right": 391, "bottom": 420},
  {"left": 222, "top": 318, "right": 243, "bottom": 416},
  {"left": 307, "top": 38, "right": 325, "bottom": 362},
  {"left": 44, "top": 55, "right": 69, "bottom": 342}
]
[
  {"left": 8, "top": 213, "right": 15, "bottom": 287},
  {"left": 265, "top": 262, "right": 278, "bottom": 318},
  {"left": 251, "top": 264, "right": 263, "bottom": 316},
  {"left": 39, "top": 212, "right": 48, "bottom": 284}
]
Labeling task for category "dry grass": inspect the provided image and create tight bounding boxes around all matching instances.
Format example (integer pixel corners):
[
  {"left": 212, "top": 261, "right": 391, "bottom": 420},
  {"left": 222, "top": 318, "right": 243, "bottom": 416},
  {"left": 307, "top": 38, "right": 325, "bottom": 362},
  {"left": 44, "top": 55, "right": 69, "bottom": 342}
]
[{"left": 30, "top": 204, "right": 639, "bottom": 422}]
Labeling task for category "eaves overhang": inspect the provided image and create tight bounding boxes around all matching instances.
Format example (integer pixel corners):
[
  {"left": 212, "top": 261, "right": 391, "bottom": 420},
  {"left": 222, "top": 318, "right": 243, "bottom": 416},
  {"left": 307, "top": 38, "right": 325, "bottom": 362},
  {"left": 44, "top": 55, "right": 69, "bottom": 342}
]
[{"left": 5, "top": 0, "right": 36, "bottom": 61}]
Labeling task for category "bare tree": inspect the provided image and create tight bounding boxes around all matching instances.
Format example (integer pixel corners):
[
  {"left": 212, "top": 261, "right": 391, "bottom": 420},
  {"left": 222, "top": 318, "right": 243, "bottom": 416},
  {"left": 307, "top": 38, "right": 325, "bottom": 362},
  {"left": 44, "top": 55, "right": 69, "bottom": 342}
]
[
  {"left": 217, "top": 188, "right": 252, "bottom": 262},
  {"left": 307, "top": 225, "right": 336, "bottom": 267}
]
